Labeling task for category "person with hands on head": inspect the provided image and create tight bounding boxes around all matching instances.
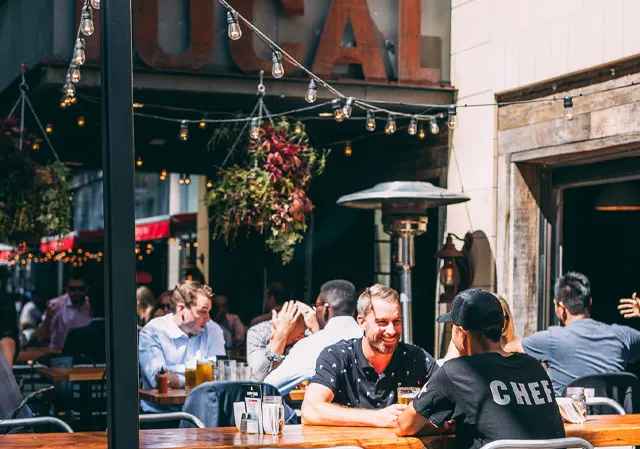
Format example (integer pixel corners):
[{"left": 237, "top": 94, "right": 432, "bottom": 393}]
[
  {"left": 300, "top": 284, "right": 437, "bottom": 427},
  {"left": 396, "top": 289, "right": 564, "bottom": 449},
  {"left": 619, "top": 292, "right": 640, "bottom": 319}
]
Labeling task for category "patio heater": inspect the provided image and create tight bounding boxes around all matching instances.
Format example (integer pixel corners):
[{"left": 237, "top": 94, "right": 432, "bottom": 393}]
[{"left": 337, "top": 181, "right": 469, "bottom": 344}]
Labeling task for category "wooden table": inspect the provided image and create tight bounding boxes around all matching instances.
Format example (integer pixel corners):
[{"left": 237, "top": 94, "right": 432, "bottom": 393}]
[
  {"left": 37, "top": 366, "right": 105, "bottom": 382},
  {"left": 3, "top": 414, "right": 640, "bottom": 449},
  {"left": 139, "top": 388, "right": 189, "bottom": 405},
  {"left": 15, "top": 347, "right": 60, "bottom": 363},
  {"left": 288, "top": 389, "right": 305, "bottom": 401}
]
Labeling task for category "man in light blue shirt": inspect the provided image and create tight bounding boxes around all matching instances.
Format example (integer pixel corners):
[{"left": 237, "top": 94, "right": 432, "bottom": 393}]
[
  {"left": 264, "top": 280, "right": 363, "bottom": 394},
  {"left": 139, "top": 281, "right": 226, "bottom": 412}
]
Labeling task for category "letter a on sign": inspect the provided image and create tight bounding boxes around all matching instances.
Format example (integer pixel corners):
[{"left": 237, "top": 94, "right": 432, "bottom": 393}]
[{"left": 312, "top": 0, "right": 386, "bottom": 83}]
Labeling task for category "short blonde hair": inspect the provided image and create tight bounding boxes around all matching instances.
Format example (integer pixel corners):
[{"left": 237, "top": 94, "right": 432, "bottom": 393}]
[
  {"left": 171, "top": 280, "right": 213, "bottom": 311},
  {"left": 357, "top": 284, "right": 400, "bottom": 317}
]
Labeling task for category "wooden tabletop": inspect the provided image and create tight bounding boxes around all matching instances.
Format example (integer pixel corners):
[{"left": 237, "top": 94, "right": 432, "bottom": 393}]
[
  {"left": 3, "top": 414, "right": 640, "bottom": 449},
  {"left": 139, "top": 388, "right": 189, "bottom": 405},
  {"left": 288, "top": 389, "right": 305, "bottom": 401},
  {"left": 37, "top": 366, "right": 105, "bottom": 382},
  {"left": 15, "top": 347, "right": 60, "bottom": 363}
]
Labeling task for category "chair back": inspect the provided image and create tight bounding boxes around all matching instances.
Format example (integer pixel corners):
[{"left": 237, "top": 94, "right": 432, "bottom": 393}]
[
  {"left": 181, "top": 381, "right": 298, "bottom": 428},
  {"left": 481, "top": 438, "right": 593, "bottom": 449},
  {"left": 565, "top": 372, "right": 639, "bottom": 413}
]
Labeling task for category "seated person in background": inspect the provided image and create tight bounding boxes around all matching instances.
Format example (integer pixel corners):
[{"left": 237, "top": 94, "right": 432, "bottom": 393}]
[
  {"left": 0, "top": 294, "right": 20, "bottom": 367},
  {"left": 62, "top": 293, "right": 106, "bottom": 364},
  {"left": 396, "top": 289, "right": 565, "bottom": 449},
  {"left": 36, "top": 274, "right": 92, "bottom": 349},
  {"left": 139, "top": 281, "right": 225, "bottom": 412},
  {"left": 265, "top": 280, "right": 363, "bottom": 394},
  {"left": 250, "top": 282, "right": 288, "bottom": 326},
  {"left": 301, "top": 284, "right": 438, "bottom": 427},
  {"left": 246, "top": 300, "right": 314, "bottom": 381},
  {"left": 443, "top": 295, "right": 516, "bottom": 361},
  {"left": 151, "top": 291, "right": 172, "bottom": 319},
  {"left": 19, "top": 292, "right": 46, "bottom": 347},
  {"left": 211, "top": 294, "right": 246, "bottom": 349},
  {"left": 136, "top": 286, "right": 157, "bottom": 330},
  {"left": 505, "top": 272, "right": 640, "bottom": 396}
]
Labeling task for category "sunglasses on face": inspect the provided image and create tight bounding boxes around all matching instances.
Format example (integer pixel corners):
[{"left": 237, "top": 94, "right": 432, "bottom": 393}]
[{"left": 161, "top": 303, "right": 171, "bottom": 310}]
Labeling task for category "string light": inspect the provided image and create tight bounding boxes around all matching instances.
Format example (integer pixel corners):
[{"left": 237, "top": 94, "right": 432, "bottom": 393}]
[
  {"left": 64, "top": 74, "right": 75, "bottom": 97},
  {"left": 199, "top": 114, "right": 207, "bottom": 129},
  {"left": 77, "top": 115, "right": 85, "bottom": 127},
  {"left": 227, "top": 11, "right": 242, "bottom": 40},
  {"left": 366, "top": 110, "right": 376, "bottom": 131},
  {"left": 250, "top": 117, "right": 260, "bottom": 140},
  {"left": 178, "top": 174, "right": 185, "bottom": 185},
  {"left": 342, "top": 97, "right": 353, "bottom": 119},
  {"left": 193, "top": 242, "right": 199, "bottom": 248},
  {"left": 564, "top": 96, "right": 574, "bottom": 121},
  {"left": 429, "top": 118, "right": 439, "bottom": 135},
  {"left": 385, "top": 115, "right": 396, "bottom": 135},
  {"left": 418, "top": 126, "right": 426, "bottom": 139},
  {"left": 332, "top": 100, "right": 344, "bottom": 122},
  {"left": 186, "top": 242, "right": 191, "bottom": 248},
  {"left": 408, "top": 117, "right": 418, "bottom": 136},
  {"left": 160, "top": 168, "right": 167, "bottom": 181},
  {"left": 447, "top": 106, "right": 457, "bottom": 129},
  {"left": 184, "top": 174, "right": 191, "bottom": 185},
  {"left": 344, "top": 141, "right": 352, "bottom": 157},
  {"left": 69, "top": 96, "right": 78, "bottom": 105},
  {"left": 206, "top": 180, "right": 213, "bottom": 188},
  {"left": 73, "top": 38, "right": 86, "bottom": 66},
  {"left": 136, "top": 156, "right": 143, "bottom": 167},
  {"left": 80, "top": 4, "right": 95, "bottom": 36},
  {"left": 70, "top": 65, "right": 81, "bottom": 83},
  {"left": 271, "top": 51, "right": 284, "bottom": 78},
  {"left": 179, "top": 120, "right": 189, "bottom": 141},
  {"left": 45, "top": 122, "right": 53, "bottom": 134},
  {"left": 90, "top": 0, "right": 100, "bottom": 9},
  {"left": 305, "top": 79, "right": 317, "bottom": 103},
  {"left": 32, "top": 141, "right": 40, "bottom": 151}
]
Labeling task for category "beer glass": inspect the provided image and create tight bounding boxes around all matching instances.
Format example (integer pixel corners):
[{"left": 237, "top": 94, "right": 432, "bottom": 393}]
[
  {"left": 196, "top": 359, "right": 214, "bottom": 386},
  {"left": 397, "top": 386, "right": 421, "bottom": 405},
  {"left": 185, "top": 360, "right": 197, "bottom": 389},
  {"left": 262, "top": 396, "right": 285, "bottom": 435}
]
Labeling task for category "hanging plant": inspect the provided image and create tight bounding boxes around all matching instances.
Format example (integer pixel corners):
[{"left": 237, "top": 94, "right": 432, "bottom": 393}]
[
  {"left": 207, "top": 118, "right": 329, "bottom": 264},
  {"left": 0, "top": 118, "right": 72, "bottom": 246}
]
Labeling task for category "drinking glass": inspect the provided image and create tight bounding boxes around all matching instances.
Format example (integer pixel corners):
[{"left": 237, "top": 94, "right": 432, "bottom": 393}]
[
  {"left": 236, "top": 362, "right": 251, "bottom": 381},
  {"left": 566, "top": 387, "right": 587, "bottom": 418},
  {"left": 196, "top": 360, "right": 214, "bottom": 386},
  {"left": 397, "top": 386, "right": 421, "bottom": 405},
  {"left": 262, "top": 396, "right": 285, "bottom": 435},
  {"left": 185, "top": 360, "right": 197, "bottom": 389}
]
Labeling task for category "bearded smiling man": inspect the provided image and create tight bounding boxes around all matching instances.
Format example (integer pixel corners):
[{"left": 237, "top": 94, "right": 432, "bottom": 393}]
[{"left": 301, "top": 284, "right": 438, "bottom": 427}]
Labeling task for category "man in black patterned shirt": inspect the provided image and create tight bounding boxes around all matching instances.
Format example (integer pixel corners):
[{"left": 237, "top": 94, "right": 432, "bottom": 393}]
[{"left": 301, "top": 284, "right": 438, "bottom": 427}]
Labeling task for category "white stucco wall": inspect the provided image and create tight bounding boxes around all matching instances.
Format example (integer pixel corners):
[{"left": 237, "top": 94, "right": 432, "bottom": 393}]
[{"left": 445, "top": 0, "right": 640, "bottom": 293}]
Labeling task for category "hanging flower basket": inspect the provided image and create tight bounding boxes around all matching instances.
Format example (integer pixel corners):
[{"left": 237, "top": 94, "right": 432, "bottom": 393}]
[
  {"left": 207, "top": 119, "right": 329, "bottom": 264},
  {"left": 0, "top": 118, "right": 71, "bottom": 246}
]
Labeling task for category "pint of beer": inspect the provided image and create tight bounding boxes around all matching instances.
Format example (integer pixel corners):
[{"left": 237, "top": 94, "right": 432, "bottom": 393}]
[
  {"left": 397, "top": 387, "right": 421, "bottom": 405},
  {"left": 196, "top": 360, "right": 214, "bottom": 386}
]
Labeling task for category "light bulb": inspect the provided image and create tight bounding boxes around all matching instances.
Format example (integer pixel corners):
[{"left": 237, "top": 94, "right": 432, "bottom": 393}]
[
  {"left": 45, "top": 122, "right": 53, "bottom": 134},
  {"left": 447, "top": 106, "right": 457, "bottom": 129},
  {"left": 418, "top": 127, "right": 426, "bottom": 139},
  {"left": 73, "top": 38, "right": 86, "bottom": 66},
  {"left": 250, "top": 118, "right": 260, "bottom": 140},
  {"left": 408, "top": 117, "right": 418, "bottom": 135},
  {"left": 564, "top": 96, "right": 574, "bottom": 121},
  {"left": 77, "top": 115, "right": 85, "bottom": 127},
  {"left": 161, "top": 169, "right": 167, "bottom": 177},
  {"left": 342, "top": 97, "right": 353, "bottom": 119},
  {"left": 199, "top": 117, "right": 207, "bottom": 129},
  {"left": 65, "top": 83, "right": 76, "bottom": 98},
  {"left": 70, "top": 65, "right": 81, "bottom": 83},
  {"left": 60, "top": 96, "right": 70, "bottom": 109},
  {"left": 179, "top": 120, "right": 189, "bottom": 141},
  {"left": 184, "top": 175, "right": 191, "bottom": 185},
  {"left": 332, "top": 100, "right": 344, "bottom": 122},
  {"left": 90, "top": 0, "right": 100, "bottom": 9},
  {"left": 271, "top": 51, "right": 284, "bottom": 78},
  {"left": 227, "top": 11, "right": 242, "bottom": 41},
  {"left": 178, "top": 176, "right": 185, "bottom": 185},
  {"left": 69, "top": 96, "right": 77, "bottom": 104},
  {"left": 80, "top": 5, "right": 94, "bottom": 36},
  {"left": 366, "top": 110, "right": 376, "bottom": 131},
  {"left": 294, "top": 123, "right": 302, "bottom": 134},
  {"left": 206, "top": 180, "right": 213, "bottom": 188},
  {"left": 385, "top": 115, "right": 396, "bottom": 134},
  {"left": 429, "top": 118, "right": 439, "bottom": 135},
  {"left": 344, "top": 141, "right": 352, "bottom": 157},
  {"left": 136, "top": 157, "right": 143, "bottom": 167},
  {"left": 32, "top": 141, "right": 40, "bottom": 151},
  {"left": 305, "top": 79, "right": 317, "bottom": 103}
]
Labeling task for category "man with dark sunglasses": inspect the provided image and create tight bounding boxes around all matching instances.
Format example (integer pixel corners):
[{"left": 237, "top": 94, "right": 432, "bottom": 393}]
[{"left": 37, "top": 273, "right": 92, "bottom": 349}]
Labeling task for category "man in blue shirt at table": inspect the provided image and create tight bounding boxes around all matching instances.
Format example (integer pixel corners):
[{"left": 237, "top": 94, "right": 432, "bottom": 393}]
[{"left": 139, "top": 280, "right": 226, "bottom": 412}]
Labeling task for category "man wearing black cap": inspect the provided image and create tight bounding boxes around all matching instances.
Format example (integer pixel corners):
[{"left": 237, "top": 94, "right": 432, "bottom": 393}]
[{"left": 396, "top": 289, "right": 565, "bottom": 449}]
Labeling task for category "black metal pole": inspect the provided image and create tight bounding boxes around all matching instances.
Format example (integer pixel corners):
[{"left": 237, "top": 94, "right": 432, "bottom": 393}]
[{"left": 100, "top": 0, "right": 138, "bottom": 447}]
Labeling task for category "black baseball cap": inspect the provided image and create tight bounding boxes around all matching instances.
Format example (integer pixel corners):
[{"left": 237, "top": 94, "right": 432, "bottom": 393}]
[{"left": 437, "top": 289, "right": 504, "bottom": 332}]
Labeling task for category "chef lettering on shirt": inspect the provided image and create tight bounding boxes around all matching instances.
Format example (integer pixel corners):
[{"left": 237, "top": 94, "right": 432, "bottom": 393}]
[{"left": 396, "top": 289, "right": 565, "bottom": 449}]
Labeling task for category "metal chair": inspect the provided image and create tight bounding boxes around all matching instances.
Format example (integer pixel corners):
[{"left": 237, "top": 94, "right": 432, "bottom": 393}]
[
  {"left": 566, "top": 372, "right": 639, "bottom": 414},
  {"left": 586, "top": 397, "right": 625, "bottom": 415},
  {"left": 140, "top": 412, "right": 205, "bottom": 428},
  {"left": 481, "top": 437, "right": 593, "bottom": 449},
  {"left": 0, "top": 416, "right": 73, "bottom": 433}
]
